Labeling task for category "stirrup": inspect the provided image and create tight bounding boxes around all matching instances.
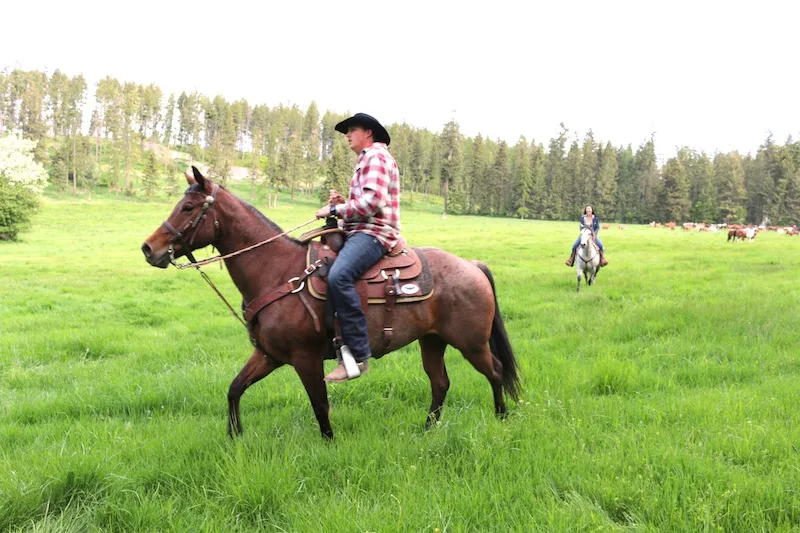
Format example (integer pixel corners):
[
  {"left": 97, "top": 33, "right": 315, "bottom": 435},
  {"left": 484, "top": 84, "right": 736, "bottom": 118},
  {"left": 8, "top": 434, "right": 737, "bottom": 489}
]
[{"left": 338, "top": 345, "right": 362, "bottom": 378}]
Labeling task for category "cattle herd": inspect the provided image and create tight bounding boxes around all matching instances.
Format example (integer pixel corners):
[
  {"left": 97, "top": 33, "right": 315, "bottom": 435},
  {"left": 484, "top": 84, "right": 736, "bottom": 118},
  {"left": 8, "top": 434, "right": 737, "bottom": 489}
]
[{"left": 648, "top": 220, "right": 799, "bottom": 242}]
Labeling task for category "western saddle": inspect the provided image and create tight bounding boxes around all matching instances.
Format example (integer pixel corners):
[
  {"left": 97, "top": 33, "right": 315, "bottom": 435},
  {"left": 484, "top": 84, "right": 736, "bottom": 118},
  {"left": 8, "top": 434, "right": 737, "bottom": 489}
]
[{"left": 298, "top": 219, "right": 434, "bottom": 348}]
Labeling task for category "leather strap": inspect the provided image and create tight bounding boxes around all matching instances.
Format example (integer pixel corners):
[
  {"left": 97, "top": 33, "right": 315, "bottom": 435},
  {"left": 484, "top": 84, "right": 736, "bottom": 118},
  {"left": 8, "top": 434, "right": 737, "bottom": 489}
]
[
  {"left": 242, "top": 282, "right": 297, "bottom": 323},
  {"left": 298, "top": 290, "right": 321, "bottom": 334},
  {"left": 383, "top": 275, "right": 397, "bottom": 348},
  {"left": 242, "top": 259, "right": 323, "bottom": 324}
]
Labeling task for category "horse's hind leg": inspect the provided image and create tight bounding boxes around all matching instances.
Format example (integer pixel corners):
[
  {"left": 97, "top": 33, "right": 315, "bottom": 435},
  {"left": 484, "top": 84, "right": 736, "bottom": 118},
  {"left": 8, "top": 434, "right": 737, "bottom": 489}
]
[
  {"left": 228, "top": 349, "right": 283, "bottom": 437},
  {"left": 459, "top": 345, "right": 507, "bottom": 418},
  {"left": 420, "top": 334, "right": 450, "bottom": 428}
]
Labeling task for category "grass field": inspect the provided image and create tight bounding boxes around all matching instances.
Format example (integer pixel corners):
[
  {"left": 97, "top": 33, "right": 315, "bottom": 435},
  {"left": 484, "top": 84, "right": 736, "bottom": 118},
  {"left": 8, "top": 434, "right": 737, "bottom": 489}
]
[{"left": 2, "top": 189, "right": 800, "bottom": 532}]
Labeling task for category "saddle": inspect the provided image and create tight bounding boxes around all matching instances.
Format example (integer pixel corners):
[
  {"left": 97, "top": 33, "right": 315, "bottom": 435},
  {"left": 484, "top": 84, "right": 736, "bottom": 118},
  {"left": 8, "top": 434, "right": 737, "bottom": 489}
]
[
  {"left": 305, "top": 239, "right": 434, "bottom": 304},
  {"left": 300, "top": 224, "right": 434, "bottom": 349}
]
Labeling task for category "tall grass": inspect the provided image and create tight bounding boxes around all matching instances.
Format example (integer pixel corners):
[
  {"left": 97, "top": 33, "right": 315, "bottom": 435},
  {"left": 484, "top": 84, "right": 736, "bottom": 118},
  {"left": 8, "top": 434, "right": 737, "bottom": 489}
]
[{"left": 1, "top": 193, "right": 799, "bottom": 531}]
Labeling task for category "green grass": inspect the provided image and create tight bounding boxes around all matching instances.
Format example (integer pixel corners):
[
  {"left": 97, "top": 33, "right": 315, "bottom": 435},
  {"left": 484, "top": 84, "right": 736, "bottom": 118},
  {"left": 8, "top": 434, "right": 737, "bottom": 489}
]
[{"left": 2, "top": 193, "right": 800, "bottom": 531}]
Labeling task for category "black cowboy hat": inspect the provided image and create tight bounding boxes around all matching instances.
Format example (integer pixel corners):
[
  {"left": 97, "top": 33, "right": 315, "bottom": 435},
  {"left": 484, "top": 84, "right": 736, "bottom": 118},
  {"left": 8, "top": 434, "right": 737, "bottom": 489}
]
[{"left": 335, "top": 113, "right": 391, "bottom": 146}]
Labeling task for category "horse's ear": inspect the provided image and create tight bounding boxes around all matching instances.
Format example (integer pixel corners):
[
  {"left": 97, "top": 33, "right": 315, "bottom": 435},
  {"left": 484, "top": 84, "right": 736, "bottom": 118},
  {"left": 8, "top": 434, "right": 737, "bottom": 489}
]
[
  {"left": 191, "top": 166, "right": 208, "bottom": 190},
  {"left": 184, "top": 168, "right": 196, "bottom": 186}
]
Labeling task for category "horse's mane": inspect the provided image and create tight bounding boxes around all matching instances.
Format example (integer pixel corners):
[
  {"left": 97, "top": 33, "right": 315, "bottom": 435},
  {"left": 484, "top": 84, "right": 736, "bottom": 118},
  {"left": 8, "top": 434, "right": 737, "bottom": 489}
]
[
  {"left": 242, "top": 200, "right": 304, "bottom": 246},
  {"left": 185, "top": 183, "right": 303, "bottom": 246}
]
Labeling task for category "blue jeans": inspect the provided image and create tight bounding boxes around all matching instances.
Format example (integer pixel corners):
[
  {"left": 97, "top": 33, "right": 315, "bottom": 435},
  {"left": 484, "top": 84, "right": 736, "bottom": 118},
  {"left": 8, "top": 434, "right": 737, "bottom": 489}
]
[
  {"left": 327, "top": 232, "right": 386, "bottom": 361},
  {"left": 572, "top": 236, "right": 604, "bottom": 252}
]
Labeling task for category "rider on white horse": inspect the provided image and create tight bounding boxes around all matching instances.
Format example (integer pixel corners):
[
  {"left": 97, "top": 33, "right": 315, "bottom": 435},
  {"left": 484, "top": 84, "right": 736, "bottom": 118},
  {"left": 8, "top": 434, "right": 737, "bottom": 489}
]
[{"left": 565, "top": 205, "right": 609, "bottom": 267}]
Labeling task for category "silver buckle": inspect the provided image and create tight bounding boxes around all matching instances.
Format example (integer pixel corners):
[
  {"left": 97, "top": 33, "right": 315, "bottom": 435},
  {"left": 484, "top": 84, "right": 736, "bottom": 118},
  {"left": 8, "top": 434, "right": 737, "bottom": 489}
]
[
  {"left": 288, "top": 276, "right": 306, "bottom": 293},
  {"left": 380, "top": 268, "right": 401, "bottom": 280},
  {"left": 304, "top": 260, "right": 322, "bottom": 276}
]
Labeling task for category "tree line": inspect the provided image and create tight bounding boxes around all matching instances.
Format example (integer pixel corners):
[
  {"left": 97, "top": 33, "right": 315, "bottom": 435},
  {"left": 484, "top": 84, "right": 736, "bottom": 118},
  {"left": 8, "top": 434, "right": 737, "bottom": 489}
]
[{"left": 1, "top": 67, "right": 799, "bottom": 225}]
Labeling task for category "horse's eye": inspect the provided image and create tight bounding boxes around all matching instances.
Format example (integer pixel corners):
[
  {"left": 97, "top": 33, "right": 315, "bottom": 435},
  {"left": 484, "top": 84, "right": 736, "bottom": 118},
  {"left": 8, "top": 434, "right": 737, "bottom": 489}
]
[{"left": 182, "top": 204, "right": 194, "bottom": 212}]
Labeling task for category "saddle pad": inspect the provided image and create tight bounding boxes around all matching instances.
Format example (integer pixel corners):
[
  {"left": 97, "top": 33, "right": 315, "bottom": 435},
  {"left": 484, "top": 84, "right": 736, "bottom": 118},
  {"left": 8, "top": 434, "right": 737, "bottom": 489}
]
[{"left": 306, "top": 242, "right": 434, "bottom": 304}]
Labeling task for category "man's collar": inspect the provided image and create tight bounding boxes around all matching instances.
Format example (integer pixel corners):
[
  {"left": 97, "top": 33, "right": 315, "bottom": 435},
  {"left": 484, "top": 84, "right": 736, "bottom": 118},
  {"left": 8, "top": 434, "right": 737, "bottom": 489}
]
[{"left": 360, "top": 142, "right": 387, "bottom": 155}]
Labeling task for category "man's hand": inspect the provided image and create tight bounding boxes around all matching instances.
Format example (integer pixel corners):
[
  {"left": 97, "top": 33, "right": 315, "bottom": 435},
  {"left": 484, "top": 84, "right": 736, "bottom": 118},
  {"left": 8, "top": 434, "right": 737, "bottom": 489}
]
[
  {"left": 315, "top": 205, "right": 333, "bottom": 219},
  {"left": 328, "top": 189, "right": 346, "bottom": 205}
]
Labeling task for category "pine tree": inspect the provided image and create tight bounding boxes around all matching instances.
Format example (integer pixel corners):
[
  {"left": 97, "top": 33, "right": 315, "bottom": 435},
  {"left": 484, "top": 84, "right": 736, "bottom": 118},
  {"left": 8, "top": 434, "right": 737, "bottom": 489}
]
[
  {"left": 783, "top": 169, "right": 800, "bottom": 225},
  {"left": 163, "top": 93, "right": 175, "bottom": 146},
  {"left": 439, "top": 119, "right": 462, "bottom": 214},
  {"left": 716, "top": 152, "right": 747, "bottom": 223},
  {"left": 231, "top": 99, "right": 250, "bottom": 160},
  {"left": 408, "top": 129, "right": 432, "bottom": 198},
  {"left": 280, "top": 134, "right": 305, "bottom": 204},
  {"left": 594, "top": 142, "right": 618, "bottom": 220},
  {"left": 564, "top": 139, "right": 583, "bottom": 218},
  {"left": 659, "top": 156, "right": 690, "bottom": 222},
  {"left": 16, "top": 70, "right": 48, "bottom": 144},
  {"left": 320, "top": 110, "right": 345, "bottom": 160},
  {"left": 685, "top": 149, "right": 717, "bottom": 222},
  {"left": 577, "top": 130, "right": 597, "bottom": 214},
  {"left": 248, "top": 129, "right": 264, "bottom": 202},
  {"left": 529, "top": 142, "right": 547, "bottom": 218},
  {"left": 633, "top": 137, "right": 659, "bottom": 222},
  {"left": 465, "top": 134, "right": 486, "bottom": 214},
  {"left": 512, "top": 137, "right": 532, "bottom": 218},
  {"left": 544, "top": 124, "right": 568, "bottom": 220},
  {"left": 322, "top": 134, "right": 355, "bottom": 203},
  {"left": 615, "top": 145, "right": 636, "bottom": 222},
  {"left": 302, "top": 101, "right": 321, "bottom": 195},
  {"left": 142, "top": 151, "right": 160, "bottom": 198},
  {"left": 164, "top": 161, "right": 180, "bottom": 199},
  {"left": 486, "top": 141, "right": 509, "bottom": 215},
  {"left": 121, "top": 82, "right": 140, "bottom": 196}
]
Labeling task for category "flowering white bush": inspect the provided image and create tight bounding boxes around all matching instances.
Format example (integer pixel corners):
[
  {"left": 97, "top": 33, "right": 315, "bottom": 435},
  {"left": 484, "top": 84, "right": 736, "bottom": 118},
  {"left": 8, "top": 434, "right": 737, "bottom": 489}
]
[
  {"left": 0, "top": 134, "right": 48, "bottom": 240},
  {"left": 0, "top": 134, "right": 49, "bottom": 194}
]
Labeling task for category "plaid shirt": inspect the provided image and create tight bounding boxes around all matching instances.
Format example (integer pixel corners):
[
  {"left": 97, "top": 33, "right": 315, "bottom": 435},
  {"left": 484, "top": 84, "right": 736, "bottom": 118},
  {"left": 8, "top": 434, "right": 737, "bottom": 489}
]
[{"left": 334, "top": 142, "right": 401, "bottom": 250}]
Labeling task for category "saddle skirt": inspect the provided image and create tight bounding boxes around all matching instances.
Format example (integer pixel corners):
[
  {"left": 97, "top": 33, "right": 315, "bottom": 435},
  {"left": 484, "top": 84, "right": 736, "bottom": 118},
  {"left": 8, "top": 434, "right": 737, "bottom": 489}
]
[{"left": 306, "top": 240, "right": 434, "bottom": 304}]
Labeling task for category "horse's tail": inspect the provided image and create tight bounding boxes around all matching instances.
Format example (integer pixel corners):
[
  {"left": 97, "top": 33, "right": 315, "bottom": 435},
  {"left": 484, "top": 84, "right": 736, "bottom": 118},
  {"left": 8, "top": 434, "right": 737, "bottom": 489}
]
[{"left": 474, "top": 261, "right": 522, "bottom": 402}]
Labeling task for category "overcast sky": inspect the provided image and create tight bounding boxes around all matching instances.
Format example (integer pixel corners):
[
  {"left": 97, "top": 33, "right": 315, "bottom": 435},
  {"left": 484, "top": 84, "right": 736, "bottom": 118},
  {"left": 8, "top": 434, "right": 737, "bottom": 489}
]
[{"left": 2, "top": 0, "right": 798, "bottom": 160}]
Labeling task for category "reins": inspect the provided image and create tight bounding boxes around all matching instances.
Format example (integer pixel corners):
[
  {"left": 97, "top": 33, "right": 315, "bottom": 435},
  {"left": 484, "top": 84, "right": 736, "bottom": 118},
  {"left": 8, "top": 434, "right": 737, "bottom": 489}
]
[
  {"left": 162, "top": 187, "right": 320, "bottom": 331},
  {"left": 172, "top": 218, "right": 319, "bottom": 270}
]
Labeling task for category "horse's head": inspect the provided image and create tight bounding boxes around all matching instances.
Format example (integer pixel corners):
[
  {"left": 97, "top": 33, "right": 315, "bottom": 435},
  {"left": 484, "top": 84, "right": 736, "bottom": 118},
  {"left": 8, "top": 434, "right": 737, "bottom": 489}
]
[
  {"left": 579, "top": 225, "right": 594, "bottom": 247},
  {"left": 141, "top": 166, "right": 220, "bottom": 268}
]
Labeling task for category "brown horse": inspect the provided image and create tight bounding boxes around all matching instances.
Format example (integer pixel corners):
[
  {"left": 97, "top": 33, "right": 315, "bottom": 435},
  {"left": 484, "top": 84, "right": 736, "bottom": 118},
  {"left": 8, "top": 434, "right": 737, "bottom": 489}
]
[{"left": 141, "top": 167, "right": 520, "bottom": 439}]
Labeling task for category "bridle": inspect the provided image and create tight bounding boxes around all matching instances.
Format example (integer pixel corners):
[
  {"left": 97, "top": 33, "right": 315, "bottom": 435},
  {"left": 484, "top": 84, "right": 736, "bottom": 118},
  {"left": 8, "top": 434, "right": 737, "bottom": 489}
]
[
  {"left": 578, "top": 225, "right": 599, "bottom": 264},
  {"left": 161, "top": 183, "right": 220, "bottom": 265},
  {"left": 158, "top": 183, "right": 250, "bottom": 328},
  {"left": 156, "top": 183, "right": 321, "bottom": 337}
]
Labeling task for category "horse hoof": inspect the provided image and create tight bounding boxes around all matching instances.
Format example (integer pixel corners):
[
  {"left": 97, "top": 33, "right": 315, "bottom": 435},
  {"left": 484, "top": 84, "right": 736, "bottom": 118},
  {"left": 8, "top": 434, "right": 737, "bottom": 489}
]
[{"left": 424, "top": 417, "right": 441, "bottom": 431}]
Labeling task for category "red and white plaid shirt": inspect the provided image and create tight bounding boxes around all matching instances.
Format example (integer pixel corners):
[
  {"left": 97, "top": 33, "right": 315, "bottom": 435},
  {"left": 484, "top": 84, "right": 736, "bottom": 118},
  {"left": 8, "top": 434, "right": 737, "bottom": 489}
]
[{"left": 334, "top": 142, "right": 401, "bottom": 251}]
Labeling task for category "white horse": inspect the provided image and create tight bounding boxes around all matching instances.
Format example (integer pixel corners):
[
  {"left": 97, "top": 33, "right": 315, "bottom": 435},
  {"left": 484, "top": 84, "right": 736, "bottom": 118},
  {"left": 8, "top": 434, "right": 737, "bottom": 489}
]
[{"left": 576, "top": 225, "right": 600, "bottom": 293}]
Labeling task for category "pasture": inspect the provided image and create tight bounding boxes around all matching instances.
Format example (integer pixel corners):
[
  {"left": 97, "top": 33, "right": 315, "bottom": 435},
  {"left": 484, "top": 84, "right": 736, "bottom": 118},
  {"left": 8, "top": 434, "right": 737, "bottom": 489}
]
[{"left": 2, "top": 191, "right": 800, "bottom": 532}]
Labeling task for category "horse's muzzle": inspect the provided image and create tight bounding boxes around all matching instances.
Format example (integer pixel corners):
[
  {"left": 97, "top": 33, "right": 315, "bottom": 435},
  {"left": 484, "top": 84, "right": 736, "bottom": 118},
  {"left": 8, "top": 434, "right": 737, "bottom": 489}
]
[{"left": 141, "top": 242, "right": 171, "bottom": 268}]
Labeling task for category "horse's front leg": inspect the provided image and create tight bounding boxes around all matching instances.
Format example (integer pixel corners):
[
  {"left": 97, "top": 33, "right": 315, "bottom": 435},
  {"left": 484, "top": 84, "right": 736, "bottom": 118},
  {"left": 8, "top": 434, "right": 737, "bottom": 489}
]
[
  {"left": 576, "top": 270, "right": 581, "bottom": 292},
  {"left": 293, "top": 351, "right": 334, "bottom": 440},
  {"left": 228, "top": 348, "right": 283, "bottom": 437}
]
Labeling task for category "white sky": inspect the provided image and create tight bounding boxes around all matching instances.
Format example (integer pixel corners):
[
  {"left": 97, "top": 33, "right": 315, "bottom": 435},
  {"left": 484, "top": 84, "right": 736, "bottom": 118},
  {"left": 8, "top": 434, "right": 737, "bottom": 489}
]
[{"left": 2, "top": 0, "right": 798, "bottom": 161}]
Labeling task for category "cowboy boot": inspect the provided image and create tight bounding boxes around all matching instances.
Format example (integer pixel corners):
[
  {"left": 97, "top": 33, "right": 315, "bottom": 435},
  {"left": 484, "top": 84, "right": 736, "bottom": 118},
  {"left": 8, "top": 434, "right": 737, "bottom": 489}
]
[
  {"left": 324, "top": 348, "right": 369, "bottom": 382},
  {"left": 565, "top": 249, "right": 576, "bottom": 267},
  {"left": 599, "top": 250, "right": 609, "bottom": 267}
]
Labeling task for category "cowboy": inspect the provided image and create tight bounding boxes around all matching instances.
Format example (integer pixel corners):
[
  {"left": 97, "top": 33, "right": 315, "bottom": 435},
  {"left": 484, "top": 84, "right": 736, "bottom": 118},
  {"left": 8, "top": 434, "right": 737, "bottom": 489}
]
[
  {"left": 315, "top": 113, "right": 401, "bottom": 382},
  {"left": 565, "top": 205, "right": 609, "bottom": 267}
]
